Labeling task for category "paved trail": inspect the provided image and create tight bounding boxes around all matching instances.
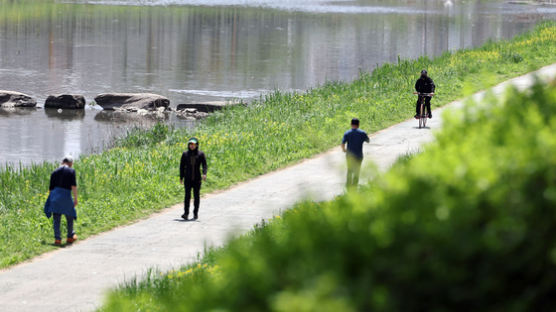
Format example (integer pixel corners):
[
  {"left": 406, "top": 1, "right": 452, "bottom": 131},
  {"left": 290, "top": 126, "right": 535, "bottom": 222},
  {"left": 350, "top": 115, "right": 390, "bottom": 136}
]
[{"left": 1, "top": 64, "right": 555, "bottom": 312}]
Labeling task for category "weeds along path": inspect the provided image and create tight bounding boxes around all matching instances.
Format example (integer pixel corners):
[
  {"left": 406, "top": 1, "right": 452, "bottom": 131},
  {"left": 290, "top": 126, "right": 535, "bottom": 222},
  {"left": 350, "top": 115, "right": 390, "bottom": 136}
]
[{"left": 1, "top": 64, "right": 556, "bottom": 312}]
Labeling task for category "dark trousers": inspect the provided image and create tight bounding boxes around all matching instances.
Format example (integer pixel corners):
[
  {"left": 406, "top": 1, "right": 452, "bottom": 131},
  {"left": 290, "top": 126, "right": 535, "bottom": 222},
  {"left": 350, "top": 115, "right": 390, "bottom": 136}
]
[
  {"left": 184, "top": 181, "right": 202, "bottom": 216},
  {"left": 416, "top": 96, "right": 432, "bottom": 116},
  {"left": 53, "top": 213, "right": 74, "bottom": 240},
  {"left": 346, "top": 155, "right": 363, "bottom": 188}
]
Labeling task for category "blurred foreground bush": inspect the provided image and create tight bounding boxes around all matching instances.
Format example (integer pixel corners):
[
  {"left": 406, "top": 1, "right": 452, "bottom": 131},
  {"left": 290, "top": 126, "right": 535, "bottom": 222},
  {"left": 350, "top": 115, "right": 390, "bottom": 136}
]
[{"left": 104, "top": 80, "right": 556, "bottom": 311}]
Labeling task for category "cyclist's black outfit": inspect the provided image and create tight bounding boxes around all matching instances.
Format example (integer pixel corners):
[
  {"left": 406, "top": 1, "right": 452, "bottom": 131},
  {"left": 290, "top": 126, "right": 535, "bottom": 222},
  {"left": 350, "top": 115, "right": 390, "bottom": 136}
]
[
  {"left": 180, "top": 146, "right": 207, "bottom": 219},
  {"left": 415, "top": 75, "right": 435, "bottom": 117}
]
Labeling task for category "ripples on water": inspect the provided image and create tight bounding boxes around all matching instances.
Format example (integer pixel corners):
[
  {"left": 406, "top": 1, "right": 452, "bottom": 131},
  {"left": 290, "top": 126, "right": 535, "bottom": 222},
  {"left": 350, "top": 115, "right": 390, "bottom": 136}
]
[
  {"left": 170, "top": 89, "right": 271, "bottom": 98},
  {"left": 1, "top": 0, "right": 555, "bottom": 165},
  {"left": 76, "top": 0, "right": 434, "bottom": 14}
]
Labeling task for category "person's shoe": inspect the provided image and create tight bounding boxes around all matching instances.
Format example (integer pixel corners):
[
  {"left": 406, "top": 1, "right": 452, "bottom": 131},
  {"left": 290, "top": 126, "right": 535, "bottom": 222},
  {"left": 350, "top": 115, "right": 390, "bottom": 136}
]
[
  {"left": 66, "top": 234, "right": 78, "bottom": 244},
  {"left": 414, "top": 114, "right": 419, "bottom": 119},
  {"left": 54, "top": 239, "right": 62, "bottom": 246},
  {"left": 428, "top": 113, "right": 432, "bottom": 119},
  {"left": 193, "top": 214, "right": 198, "bottom": 220},
  {"left": 181, "top": 213, "right": 188, "bottom": 220}
]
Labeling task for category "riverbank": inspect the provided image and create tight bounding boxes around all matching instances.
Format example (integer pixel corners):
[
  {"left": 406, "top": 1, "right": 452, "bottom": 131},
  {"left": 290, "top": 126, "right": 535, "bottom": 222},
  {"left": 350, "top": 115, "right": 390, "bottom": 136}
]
[
  {"left": 1, "top": 22, "right": 556, "bottom": 269},
  {"left": 102, "top": 76, "right": 556, "bottom": 311}
]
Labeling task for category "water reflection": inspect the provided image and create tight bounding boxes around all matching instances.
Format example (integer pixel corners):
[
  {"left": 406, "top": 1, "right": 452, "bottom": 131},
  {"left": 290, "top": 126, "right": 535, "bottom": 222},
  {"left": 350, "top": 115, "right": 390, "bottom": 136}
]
[
  {"left": 44, "top": 108, "right": 86, "bottom": 120},
  {"left": 94, "top": 110, "right": 168, "bottom": 123},
  {"left": 0, "top": 0, "right": 555, "bottom": 165},
  {"left": 0, "top": 107, "right": 37, "bottom": 117},
  {"left": 2, "top": 0, "right": 554, "bottom": 105},
  {"left": 0, "top": 108, "right": 191, "bottom": 166}
]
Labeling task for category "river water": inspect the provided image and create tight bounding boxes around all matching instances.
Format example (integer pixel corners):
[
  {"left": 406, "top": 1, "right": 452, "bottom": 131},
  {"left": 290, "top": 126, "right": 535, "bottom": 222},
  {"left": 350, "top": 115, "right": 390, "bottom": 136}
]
[{"left": 1, "top": 0, "right": 555, "bottom": 165}]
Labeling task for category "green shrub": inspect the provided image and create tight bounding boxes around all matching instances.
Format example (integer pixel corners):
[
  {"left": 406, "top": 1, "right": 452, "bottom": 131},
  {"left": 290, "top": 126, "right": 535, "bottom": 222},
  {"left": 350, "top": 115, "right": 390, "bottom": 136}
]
[
  {"left": 117, "top": 123, "right": 170, "bottom": 148},
  {"left": 104, "top": 80, "right": 556, "bottom": 311},
  {"left": 501, "top": 51, "right": 524, "bottom": 64}
]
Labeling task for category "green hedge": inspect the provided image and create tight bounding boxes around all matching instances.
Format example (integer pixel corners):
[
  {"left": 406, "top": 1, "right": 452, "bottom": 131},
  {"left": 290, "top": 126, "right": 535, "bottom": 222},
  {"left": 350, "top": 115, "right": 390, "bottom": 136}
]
[
  {"left": 103, "top": 79, "right": 556, "bottom": 311},
  {"left": 2, "top": 22, "right": 556, "bottom": 268}
]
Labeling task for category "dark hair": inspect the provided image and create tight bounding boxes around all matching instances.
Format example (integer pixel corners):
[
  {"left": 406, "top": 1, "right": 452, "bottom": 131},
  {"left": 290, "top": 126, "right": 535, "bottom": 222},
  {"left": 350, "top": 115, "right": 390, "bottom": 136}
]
[
  {"left": 421, "top": 69, "right": 428, "bottom": 75},
  {"left": 351, "top": 118, "right": 360, "bottom": 126}
]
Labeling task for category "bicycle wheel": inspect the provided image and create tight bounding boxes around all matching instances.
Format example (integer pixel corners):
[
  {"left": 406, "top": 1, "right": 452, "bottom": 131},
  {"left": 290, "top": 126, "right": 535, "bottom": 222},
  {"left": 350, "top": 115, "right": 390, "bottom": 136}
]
[
  {"left": 421, "top": 102, "right": 427, "bottom": 128},
  {"left": 419, "top": 102, "right": 426, "bottom": 128}
]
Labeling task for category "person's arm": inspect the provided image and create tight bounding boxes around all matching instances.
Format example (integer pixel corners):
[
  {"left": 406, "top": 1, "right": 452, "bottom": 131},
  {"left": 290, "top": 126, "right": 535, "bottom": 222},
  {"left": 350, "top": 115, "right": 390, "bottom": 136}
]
[
  {"left": 341, "top": 133, "right": 347, "bottom": 153},
  {"left": 364, "top": 132, "right": 370, "bottom": 143},
  {"left": 71, "top": 171, "right": 78, "bottom": 206},
  {"left": 49, "top": 173, "right": 54, "bottom": 192},
  {"left": 415, "top": 80, "right": 419, "bottom": 92},
  {"left": 201, "top": 153, "right": 207, "bottom": 181},
  {"left": 179, "top": 152, "right": 186, "bottom": 184},
  {"left": 72, "top": 186, "right": 78, "bottom": 207},
  {"left": 431, "top": 79, "right": 436, "bottom": 94}
]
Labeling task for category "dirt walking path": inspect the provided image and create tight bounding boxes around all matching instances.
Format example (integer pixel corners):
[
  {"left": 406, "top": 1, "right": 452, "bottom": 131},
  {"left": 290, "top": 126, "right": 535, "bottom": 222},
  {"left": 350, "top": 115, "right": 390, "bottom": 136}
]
[{"left": 1, "top": 64, "right": 555, "bottom": 312}]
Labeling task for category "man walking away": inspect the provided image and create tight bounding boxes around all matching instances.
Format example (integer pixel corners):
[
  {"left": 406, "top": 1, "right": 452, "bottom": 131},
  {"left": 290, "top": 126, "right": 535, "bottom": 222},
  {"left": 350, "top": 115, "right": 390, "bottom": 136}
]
[
  {"left": 44, "top": 155, "right": 78, "bottom": 246},
  {"left": 414, "top": 69, "right": 436, "bottom": 119},
  {"left": 341, "top": 118, "right": 370, "bottom": 188},
  {"left": 180, "top": 137, "right": 207, "bottom": 220}
]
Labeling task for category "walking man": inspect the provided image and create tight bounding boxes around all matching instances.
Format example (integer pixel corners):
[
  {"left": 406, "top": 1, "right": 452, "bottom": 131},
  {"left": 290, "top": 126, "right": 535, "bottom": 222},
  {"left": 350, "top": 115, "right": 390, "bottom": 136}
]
[
  {"left": 44, "top": 155, "right": 78, "bottom": 246},
  {"left": 341, "top": 118, "right": 369, "bottom": 188},
  {"left": 180, "top": 137, "right": 207, "bottom": 220}
]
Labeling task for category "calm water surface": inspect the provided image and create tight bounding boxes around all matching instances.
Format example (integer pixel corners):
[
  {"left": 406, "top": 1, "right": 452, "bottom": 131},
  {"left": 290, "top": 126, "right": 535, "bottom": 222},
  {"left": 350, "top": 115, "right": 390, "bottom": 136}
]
[{"left": 1, "top": 0, "right": 555, "bottom": 165}]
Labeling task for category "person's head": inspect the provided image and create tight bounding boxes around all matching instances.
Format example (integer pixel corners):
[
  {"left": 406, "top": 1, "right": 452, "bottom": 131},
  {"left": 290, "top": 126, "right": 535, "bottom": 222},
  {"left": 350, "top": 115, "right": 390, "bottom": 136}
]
[
  {"left": 421, "top": 69, "right": 428, "bottom": 78},
  {"left": 351, "top": 118, "right": 360, "bottom": 129},
  {"left": 62, "top": 155, "right": 74, "bottom": 167},
  {"left": 188, "top": 137, "right": 199, "bottom": 151}
]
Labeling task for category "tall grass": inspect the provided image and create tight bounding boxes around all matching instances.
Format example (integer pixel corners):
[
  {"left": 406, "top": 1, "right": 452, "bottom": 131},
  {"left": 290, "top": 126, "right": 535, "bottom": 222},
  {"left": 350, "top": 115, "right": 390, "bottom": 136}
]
[
  {"left": 1, "top": 23, "right": 556, "bottom": 268},
  {"left": 102, "top": 77, "right": 556, "bottom": 312}
]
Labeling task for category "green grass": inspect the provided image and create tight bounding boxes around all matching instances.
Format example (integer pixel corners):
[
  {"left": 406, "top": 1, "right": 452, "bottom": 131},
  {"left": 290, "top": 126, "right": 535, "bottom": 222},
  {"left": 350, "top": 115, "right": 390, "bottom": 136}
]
[
  {"left": 1, "top": 22, "right": 556, "bottom": 268},
  {"left": 101, "top": 76, "right": 556, "bottom": 312}
]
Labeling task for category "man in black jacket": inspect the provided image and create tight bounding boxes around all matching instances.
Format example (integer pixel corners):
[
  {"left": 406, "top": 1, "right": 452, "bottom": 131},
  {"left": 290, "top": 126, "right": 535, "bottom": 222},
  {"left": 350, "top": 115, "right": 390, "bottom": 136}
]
[
  {"left": 414, "top": 69, "right": 436, "bottom": 119},
  {"left": 180, "top": 137, "right": 207, "bottom": 220}
]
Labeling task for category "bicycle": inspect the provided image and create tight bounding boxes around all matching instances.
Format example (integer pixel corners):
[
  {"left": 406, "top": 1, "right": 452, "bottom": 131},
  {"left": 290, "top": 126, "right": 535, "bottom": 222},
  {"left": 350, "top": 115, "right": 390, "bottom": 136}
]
[{"left": 414, "top": 92, "right": 434, "bottom": 129}]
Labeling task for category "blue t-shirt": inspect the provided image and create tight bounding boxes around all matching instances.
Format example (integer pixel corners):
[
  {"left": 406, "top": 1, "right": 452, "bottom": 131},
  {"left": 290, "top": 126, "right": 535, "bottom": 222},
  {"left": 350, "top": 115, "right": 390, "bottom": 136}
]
[{"left": 342, "top": 128, "right": 370, "bottom": 159}]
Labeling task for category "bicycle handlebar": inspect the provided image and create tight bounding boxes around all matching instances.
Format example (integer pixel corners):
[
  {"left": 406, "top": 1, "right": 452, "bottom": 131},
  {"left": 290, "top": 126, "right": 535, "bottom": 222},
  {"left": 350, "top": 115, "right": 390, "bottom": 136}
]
[{"left": 413, "top": 92, "right": 434, "bottom": 96}]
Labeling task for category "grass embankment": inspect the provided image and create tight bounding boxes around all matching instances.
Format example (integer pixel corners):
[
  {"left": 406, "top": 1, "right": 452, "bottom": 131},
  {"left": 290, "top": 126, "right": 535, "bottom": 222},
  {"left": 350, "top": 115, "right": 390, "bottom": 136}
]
[
  {"left": 102, "top": 78, "right": 556, "bottom": 311},
  {"left": 1, "top": 23, "right": 556, "bottom": 268}
]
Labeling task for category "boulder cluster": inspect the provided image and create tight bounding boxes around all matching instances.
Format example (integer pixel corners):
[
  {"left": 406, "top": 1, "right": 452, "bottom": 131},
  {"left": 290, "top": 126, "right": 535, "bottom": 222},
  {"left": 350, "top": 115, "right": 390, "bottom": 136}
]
[{"left": 0, "top": 90, "right": 219, "bottom": 120}]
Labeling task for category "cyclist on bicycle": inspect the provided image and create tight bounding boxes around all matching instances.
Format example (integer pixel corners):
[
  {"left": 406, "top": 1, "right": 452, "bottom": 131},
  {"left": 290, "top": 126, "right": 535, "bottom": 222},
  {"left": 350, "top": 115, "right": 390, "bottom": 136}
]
[{"left": 414, "top": 69, "right": 435, "bottom": 119}]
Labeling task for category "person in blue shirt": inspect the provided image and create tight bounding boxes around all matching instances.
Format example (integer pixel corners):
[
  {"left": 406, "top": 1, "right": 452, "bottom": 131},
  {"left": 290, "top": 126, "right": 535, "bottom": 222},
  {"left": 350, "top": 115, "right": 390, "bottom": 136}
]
[{"left": 341, "top": 118, "right": 370, "bottom": 188}]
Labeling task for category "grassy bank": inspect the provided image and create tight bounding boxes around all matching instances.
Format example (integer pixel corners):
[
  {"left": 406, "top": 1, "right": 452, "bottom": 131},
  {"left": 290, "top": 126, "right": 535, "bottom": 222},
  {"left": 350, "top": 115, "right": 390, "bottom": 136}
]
[
  {"left": 1, "top": 23, "right": 556, "bottom": 268},
  {"left": 102, "top": 78, "right": 556, "bottom": 311}
]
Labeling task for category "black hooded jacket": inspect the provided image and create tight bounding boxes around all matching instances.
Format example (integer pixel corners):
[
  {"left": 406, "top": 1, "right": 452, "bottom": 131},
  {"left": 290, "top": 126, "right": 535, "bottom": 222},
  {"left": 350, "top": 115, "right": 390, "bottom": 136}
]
[
  {"left": 415, "top": 76, "right": 436, "bottom": 94},
  {"left": 180, "top": 146, "right": 207, "bottom": 184}
]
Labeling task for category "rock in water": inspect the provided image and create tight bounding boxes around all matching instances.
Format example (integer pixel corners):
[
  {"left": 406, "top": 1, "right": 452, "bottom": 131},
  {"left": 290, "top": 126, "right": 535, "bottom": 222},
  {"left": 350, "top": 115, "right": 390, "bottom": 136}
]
[
  {"left": 175, "top": 107, "right": 209, "bottom": 120},
  {"left": 94, "top": 93, "right": 170, "bottom": 111},
  {"left": 44, "top": 94, "right": 86, "bottom": 109},
  {"left": 0, "top": 91, "right": 37, "bottom": 108},
  {"left": 176, "top": 102, "right": 228, "bottom": 113}
]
